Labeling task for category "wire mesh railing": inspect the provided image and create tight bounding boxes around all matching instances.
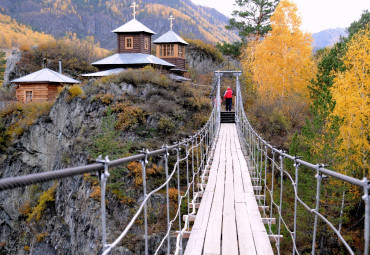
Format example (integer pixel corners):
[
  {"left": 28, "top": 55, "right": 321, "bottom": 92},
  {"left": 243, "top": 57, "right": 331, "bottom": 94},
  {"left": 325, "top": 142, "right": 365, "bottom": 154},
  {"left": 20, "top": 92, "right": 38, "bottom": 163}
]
[
  {"left": 0, "top": 86, "right": 221, "bottom": 254},
  {"left": 233, "top": 71, "right": 370, "bottom": 255}
]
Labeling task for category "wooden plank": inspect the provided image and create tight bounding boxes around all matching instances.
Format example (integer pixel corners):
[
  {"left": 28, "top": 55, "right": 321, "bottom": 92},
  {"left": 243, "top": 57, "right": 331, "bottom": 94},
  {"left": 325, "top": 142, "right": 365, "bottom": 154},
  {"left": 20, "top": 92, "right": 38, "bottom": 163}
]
[
  {"left": 184, "top": 127, "right": 225, "bottom": 255},
  {"left": 262, "top": 218, "right": 276, "bottom": 224},
  {"left": 222, "top": 125, "right": 238, "bottom": 255},
  {"left": 232, "top": 126, "right": 245, "bottom": 204},
  {"left": 253, "top": 232, "right": 274, "bottom": 255},
  {"left": 176, "top": 231, "right": 191, "bottom": 238},
  {"left": 203, "top": 125, "right": 227, "bottom": 255},
  {"left": 235, "top": 203, "right": 257, "bottom": 255},
  {"left": 268, "top": 234, "right": 283, "bottom": 242},
  {"left": 188, "top": 203, "right": 200, "bottom": 209},
  {"left": 183, "top": 215, "right": 196, "bottom": 222}
]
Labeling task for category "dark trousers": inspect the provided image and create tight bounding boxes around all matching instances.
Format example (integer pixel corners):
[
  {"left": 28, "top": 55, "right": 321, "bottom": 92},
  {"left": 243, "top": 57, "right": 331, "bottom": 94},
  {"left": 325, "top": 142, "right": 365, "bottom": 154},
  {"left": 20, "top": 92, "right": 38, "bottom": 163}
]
[{"left": 225, "top": 98, "right": 232, "bottom": 111}]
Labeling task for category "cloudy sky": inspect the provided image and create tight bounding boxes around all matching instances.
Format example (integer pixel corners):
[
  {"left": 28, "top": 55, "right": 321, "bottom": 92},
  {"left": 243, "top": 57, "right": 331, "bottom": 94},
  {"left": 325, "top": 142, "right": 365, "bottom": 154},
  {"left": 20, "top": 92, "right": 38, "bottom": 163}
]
[{"left": 191, "top": 0, "right": 370, "bottom": 33}]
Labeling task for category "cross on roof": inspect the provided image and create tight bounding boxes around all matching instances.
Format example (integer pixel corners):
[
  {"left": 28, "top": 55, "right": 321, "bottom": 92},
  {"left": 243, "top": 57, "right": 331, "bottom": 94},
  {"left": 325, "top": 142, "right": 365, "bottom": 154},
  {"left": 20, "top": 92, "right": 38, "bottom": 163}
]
[
  {"left": 169, "top": 15, "right": 175, "bottom": 30},
  {"left": 131, "top": 1, "right": 138, "bottom": 19}
]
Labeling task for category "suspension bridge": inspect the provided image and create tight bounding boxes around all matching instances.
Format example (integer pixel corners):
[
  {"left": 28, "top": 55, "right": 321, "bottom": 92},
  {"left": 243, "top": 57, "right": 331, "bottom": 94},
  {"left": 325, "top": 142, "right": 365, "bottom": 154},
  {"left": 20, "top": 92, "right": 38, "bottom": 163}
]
[{"left": 0, "top": 71, "right": 369, "bottom": 255}]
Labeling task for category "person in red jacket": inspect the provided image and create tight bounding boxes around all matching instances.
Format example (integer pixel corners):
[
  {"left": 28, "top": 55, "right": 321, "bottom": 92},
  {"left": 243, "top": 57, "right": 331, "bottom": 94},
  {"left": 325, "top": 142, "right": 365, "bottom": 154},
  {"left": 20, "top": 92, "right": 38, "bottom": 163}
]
[{"left": 223, "top": 86, "right": 233, "bottom": 111}]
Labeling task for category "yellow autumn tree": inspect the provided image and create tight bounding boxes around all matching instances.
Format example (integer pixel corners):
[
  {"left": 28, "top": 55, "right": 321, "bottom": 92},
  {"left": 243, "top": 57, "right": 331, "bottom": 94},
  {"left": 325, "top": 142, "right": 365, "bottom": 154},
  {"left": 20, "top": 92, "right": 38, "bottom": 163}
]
[
  {"left": 330, "top": 26, "right": 370, "bottom": 179},
  {"left": 251, "top": 0, "right": 314, "bottom": 104}
]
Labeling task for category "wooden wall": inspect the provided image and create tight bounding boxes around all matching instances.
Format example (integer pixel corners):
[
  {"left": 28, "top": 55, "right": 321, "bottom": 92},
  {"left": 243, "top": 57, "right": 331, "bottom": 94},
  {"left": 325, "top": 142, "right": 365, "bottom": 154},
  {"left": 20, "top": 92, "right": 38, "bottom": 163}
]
[
  {"left": 16, "top": 83, "right": 63, "bottom": 102},
  {"left": 159, "top": 57, "right": 186, "bottom": 70},
  {"left": 117, "top": 32, "right": 152, "bottom": 54}
]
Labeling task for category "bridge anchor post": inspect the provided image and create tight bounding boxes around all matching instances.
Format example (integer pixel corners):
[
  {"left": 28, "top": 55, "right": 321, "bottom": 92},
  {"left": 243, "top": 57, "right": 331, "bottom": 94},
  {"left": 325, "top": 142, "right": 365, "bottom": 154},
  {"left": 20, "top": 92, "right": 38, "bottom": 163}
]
[{"left": 96, "top": 155, "right": 111, "bottom": 252}]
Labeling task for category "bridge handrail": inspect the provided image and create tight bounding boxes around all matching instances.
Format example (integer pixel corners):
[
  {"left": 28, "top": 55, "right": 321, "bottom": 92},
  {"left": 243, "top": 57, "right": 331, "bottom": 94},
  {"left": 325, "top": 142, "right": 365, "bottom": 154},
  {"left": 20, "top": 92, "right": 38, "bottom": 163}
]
[
  {"left": 0, "top": 94, "right": 220, "bottom": 255},
  {"left": 231, "top": 71, "right": 370, "bottom": 255}
]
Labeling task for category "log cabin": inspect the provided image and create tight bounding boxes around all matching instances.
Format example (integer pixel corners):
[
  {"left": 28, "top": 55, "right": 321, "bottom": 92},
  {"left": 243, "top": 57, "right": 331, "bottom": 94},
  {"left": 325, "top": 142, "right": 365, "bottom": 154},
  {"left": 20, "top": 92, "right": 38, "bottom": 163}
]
[{"left": 10, "top": 68, "right": 80, "bottom": 102}]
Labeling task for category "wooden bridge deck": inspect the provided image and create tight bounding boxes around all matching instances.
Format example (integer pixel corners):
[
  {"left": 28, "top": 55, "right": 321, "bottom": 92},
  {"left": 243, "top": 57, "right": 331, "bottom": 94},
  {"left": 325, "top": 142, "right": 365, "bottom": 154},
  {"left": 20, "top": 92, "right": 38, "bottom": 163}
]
[{"left": 184, "top": 124, "right": 274, "bottom": 255}]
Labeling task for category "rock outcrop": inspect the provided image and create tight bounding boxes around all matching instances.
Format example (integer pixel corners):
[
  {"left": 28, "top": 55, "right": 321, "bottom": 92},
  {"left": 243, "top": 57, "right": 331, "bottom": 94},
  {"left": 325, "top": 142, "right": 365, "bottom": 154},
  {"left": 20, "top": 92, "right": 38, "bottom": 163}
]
[{"left": 0, "top": 72, "right": 210, "bottom": 254}]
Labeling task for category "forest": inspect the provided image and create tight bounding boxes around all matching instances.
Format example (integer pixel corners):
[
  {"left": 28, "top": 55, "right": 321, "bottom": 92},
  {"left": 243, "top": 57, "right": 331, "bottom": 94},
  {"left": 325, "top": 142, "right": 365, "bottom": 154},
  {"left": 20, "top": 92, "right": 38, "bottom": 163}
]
[{"left": 221, "top": 0, "right": 369, "bottom": 253}]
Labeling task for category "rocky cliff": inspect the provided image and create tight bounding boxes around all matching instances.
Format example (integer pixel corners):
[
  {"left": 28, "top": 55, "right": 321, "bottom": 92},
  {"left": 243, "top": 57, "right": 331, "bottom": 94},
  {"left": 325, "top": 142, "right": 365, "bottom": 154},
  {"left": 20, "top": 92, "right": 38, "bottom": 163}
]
[{"left": 0, "top": 68, "right": 213, "bottom": 254}]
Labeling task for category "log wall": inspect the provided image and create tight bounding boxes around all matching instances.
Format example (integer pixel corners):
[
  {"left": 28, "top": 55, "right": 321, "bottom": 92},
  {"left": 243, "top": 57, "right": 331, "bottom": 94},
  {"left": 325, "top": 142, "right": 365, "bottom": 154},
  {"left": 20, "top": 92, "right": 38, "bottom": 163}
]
[
  {"left": 117, "top": 33, "right": 152, "bottom": 54},
  {"left": 16, "top": 83, "right": 63, "bottom": 102}
]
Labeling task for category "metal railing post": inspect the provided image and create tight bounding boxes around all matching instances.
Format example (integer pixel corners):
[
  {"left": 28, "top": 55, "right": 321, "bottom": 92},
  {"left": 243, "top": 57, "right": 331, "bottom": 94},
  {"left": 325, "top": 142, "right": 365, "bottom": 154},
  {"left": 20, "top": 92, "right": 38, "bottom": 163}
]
[
  {"left": 185, "top": 142, "right": 190, "bottom": 231},
  {"left": 163, "top": 145, "right": 171, "bottom": 255},
  {"left": 141, "top": 149, "right": 149, "bottom": 255},
  {"left": 176, "top": 142, "right": 183, "bottom": 255},
  {"left": 363, "top": 178, "right": 370, "bottom": 255},
  {"left": 263, "top": 145, "right": 268, "bottom": 216},
  {"left": 215, "top": 71, "right": 222, "bottom": 130},
  {"left": 97, "top": 155, "right": 110, "bottom": 252},
  {"left": 277, "top": 154, "right": 284, "bottom": 254},
  {"left": 269, "top": 150, "right": 276, "bottom": 234},
  {"left": 191, "top": 138, "right": 195, "bottom": 200},
  {"left": 312, "top": 165, "right": 323, "bottom": 255},
  {"left": 293, "top": 158, "right": 301, "bottom": 255}
]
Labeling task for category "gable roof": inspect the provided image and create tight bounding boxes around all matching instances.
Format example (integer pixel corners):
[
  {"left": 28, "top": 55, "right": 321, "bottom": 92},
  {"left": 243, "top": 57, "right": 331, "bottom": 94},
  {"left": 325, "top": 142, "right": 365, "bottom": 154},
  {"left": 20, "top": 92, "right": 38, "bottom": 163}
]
[
  {"left": 91, "top": 53, "right": 175, "bottom": 67},
  {"left": 112, "top": 19, "right": 156, "bottom": 34},
  {"left": 10, "top": 68, "right": 80, "bottom": 84},
  {"left": 153, "top": 30, "right": 188, "bottom": 45}
]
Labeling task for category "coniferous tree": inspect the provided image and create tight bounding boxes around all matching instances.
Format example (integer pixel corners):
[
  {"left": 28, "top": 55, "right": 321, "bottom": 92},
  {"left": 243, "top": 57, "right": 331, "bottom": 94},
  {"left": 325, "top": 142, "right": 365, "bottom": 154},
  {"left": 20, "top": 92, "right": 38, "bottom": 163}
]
[{"left": 226, "top": 0, "right": 280, "bottom": 41}]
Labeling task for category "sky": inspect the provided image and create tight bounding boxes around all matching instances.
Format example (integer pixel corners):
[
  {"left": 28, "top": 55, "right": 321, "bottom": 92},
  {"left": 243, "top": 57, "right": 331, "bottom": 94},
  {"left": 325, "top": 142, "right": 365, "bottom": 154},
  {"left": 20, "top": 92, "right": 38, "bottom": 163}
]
[{"left": 191, "top": 0, "right": 370, "bottom": 33}]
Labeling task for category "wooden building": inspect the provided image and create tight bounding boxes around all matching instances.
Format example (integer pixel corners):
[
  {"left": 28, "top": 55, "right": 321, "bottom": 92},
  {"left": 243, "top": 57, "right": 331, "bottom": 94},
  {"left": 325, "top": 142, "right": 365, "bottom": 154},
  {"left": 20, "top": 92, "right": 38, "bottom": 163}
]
[
  {"left": 10, "top": 68, "right": 80, "bottom": 102},
  {"left": 153, "top": 16, "right": 188, "bottom": 75},
  {"left": 153, "top": 30, "right": 188, "bottom": 74},
  {"left": 114, "top": 18, "right": 154, "bottom": 54},
  {"left": 88, "top": 2, "right": 175, "bottom": 74}
]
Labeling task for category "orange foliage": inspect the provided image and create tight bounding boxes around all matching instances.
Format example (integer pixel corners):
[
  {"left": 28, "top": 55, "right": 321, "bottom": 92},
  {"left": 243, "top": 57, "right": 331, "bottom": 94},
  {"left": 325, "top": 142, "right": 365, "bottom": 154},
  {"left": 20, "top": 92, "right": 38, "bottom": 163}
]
[
  {"left": 168, "top": 187, "right": 179, "bottom": 202},
  {"left": 90, "top": 185, "right": 101, "bottom": 200}
]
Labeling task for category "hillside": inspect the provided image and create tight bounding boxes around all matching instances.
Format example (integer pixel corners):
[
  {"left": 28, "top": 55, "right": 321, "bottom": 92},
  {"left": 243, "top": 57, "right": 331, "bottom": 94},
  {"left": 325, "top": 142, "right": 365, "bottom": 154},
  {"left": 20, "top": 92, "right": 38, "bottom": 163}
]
[
  {"left": 0, "top": 12, "right": 54, "bottom": 50},
  {"left": 0, "top": 68, "right": 213, "bottom": 254},
  {"left": 312, "top": 28, "right": 347, "bottom": 51},
  {"left": 0, "top": 0, "right": 239, "bottom": 50}
]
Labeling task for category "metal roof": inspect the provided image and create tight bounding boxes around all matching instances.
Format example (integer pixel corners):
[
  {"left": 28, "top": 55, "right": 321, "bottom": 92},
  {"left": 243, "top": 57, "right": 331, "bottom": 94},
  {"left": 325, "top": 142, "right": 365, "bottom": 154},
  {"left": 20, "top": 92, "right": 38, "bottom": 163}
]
[
  {"left": 10, "top": 68, "right": 80, "bottom": 84},
  {"left": 170, "top": 74, "right": 191, "bottom": 82},
  {"left": 153, "top": 30, "right": 188, "bottom": 45},
  {"left": 91, "top": 53, "right": 175, "bottom": 67},
  {"left": 112, "top": 19, "right": 155, "bottom": 34},
  {"left": 80, "top": 68, "right": 125, "bottom": 77}
]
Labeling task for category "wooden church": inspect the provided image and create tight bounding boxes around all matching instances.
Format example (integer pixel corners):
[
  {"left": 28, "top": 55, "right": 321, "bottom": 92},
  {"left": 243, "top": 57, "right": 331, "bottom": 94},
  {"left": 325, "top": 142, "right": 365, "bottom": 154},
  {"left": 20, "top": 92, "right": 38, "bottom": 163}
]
[
  {"left": 153, "top": 15, "right": 188, "bottom": 75},
  {"left": 85, "top": 2, "right": 188, "bottom": 76}
]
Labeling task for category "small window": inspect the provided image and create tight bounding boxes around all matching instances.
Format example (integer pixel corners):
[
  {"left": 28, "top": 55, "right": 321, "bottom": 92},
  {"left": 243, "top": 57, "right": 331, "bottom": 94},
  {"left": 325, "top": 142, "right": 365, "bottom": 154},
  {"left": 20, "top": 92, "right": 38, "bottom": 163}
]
[
  {"left": 25, "top": 91, "right": 33, "bottom": 101},
  {"left": 125, "top": 37, "right": 133, "bottom": 49},
  {"left": 170, "top": 44, "right": 174, "bottom": 56},
  {"left": 178, "top": 45, "right": 184, "bottom": 58},
  {"left": 166, "top": 45, "right": 170, "bottom": 56},
  {"left": 144, "top": 38, "right": 149, "bottom": 50},
  {"left": 178, "top": 46, "right": 182, "bottom": 57},
  {"left": 162, "top": 45, "right": 167, "bottom": 57}
]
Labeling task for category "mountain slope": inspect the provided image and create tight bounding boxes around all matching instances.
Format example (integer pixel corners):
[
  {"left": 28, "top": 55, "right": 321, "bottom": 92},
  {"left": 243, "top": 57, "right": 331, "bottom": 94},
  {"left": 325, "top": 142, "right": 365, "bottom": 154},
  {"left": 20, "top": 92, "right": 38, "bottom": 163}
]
[
  {"left": 312, "top": 28, "right": 347, "bottom": 51},
  {"left": 0, "top": 0, "right": 239, "bottom": 50}
]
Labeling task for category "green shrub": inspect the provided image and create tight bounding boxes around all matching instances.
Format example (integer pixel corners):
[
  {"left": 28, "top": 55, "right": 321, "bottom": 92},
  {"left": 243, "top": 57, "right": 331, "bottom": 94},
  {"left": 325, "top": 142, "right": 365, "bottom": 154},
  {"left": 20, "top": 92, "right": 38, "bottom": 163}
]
[
  {"left": 158, "top": 117, "right": 175, "bottom": 134},
  {"left": 99, "top": 67, "right": 171, "bottom": 88},
  {"left": 113, "top": 102, "right": 146, "bottom": 131}
]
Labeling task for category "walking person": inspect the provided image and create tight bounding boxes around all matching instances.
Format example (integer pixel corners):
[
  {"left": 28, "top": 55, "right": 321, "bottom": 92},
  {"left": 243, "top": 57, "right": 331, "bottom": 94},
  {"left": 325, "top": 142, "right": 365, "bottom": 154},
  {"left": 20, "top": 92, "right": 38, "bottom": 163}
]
[{"left": 223, "top": 86, "right": 233, "bottom": 112}]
